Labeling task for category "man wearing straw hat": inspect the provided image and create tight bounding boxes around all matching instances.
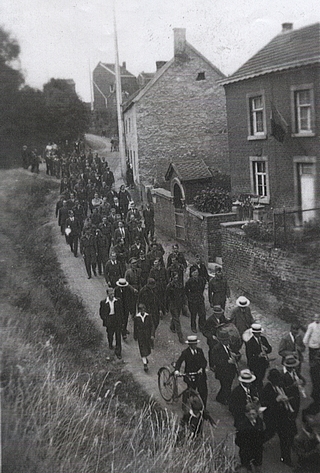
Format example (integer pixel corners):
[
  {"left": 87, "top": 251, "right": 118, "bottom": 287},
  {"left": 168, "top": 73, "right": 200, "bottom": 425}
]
[
  {"left": 245, "top": 323, "right": 272, "bottom": 394},
  {"left": 229, "top": 369, "right": 260, "bottom": 429},
  {"left": 229, "top": 296, "right": 254, "bottom": 342},
  {"left": 174, "top": 335, "right": 208, "bottom": 407}
]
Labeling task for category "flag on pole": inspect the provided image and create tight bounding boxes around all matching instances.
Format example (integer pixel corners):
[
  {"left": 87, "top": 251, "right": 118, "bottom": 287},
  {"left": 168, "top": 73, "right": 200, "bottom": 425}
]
[{"left": 270, "top": 102, "right": 288, "bottom": 143}]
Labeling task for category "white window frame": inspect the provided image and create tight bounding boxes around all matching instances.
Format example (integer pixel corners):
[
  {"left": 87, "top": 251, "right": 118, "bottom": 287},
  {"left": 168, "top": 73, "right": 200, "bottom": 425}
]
[
  {"left": 249, "top": 156, "right": 270, "bottom": 203},
  {"left": 247, "top": 92, "right": 267, "bottom": 140},
  {"left": 291, "top": 84, "right": 315, "bottom": 137}
]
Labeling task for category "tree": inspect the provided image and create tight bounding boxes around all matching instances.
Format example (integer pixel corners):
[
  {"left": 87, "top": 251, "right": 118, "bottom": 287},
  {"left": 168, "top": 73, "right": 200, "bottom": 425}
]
[
  {"left": 43, "top": 79, "right": 89, "bottom": 145},
  {"left": 0, "top": 26, "right": 90, "bottom": 167}
]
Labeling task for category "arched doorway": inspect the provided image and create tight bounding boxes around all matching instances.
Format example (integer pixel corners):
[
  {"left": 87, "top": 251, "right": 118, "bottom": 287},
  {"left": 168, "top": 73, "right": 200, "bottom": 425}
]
[
  {"left": 173, "top": 183, "right": 184, "bottom": 209},
  {"left": 172, "top": 181, "right": 185, "bottom": 240}
]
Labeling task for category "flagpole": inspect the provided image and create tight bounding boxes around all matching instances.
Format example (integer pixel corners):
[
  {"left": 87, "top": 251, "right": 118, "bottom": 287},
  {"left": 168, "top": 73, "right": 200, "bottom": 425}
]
[
  {"left": 113, "top": 2, "right": 126, "bottom": 180},
  {"left": 88, "top": 59, "right": 94, "bottom": 112}
]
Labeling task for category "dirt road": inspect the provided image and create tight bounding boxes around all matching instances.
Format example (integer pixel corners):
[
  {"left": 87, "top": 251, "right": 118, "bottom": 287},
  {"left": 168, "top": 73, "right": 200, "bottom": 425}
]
[{"left": 47, "top": 135, "right": 312, "bottom": 472}]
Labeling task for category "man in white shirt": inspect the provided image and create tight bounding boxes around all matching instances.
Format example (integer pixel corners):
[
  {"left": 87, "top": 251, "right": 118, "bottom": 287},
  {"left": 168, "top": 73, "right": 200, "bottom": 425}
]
[{"left": 303, "top": 314, "right": 320, "bottom": 364}]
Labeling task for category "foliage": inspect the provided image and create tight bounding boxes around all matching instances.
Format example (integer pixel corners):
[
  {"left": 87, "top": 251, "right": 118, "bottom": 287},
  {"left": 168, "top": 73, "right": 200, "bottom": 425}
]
[
  {"left": 43, "top": 78, "right": 90, "bottom": 144},
  {"left": 193, "top": 187, "right": 232, "bottom": 214},
  {"left": 211, "top": 170, "right": 231, "bottom": 191},
  {"left": 242, "top": 220, "right": 273, "bottom": 242},
  {"left": 0, "top": 27, "right": 89, "bottom": 167}
]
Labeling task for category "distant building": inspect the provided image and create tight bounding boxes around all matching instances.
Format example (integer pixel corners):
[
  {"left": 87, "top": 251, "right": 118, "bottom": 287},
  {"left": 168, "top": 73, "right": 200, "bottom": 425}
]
[
  {"left": 221, "top": 22, "right": 320, "bottom": 224},
  {"left": 92, "top": 61, "right": 138, "bottom": 135},
  {"left": 123, "top": 28, "right": 229, "bottom": 189}
]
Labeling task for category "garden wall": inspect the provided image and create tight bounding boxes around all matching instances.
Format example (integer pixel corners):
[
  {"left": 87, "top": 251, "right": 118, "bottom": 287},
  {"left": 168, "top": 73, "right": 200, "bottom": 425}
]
[
  {"left": 152, "top": 186, "right": 237, "bottom": 263},
  {"left": 221, "top": 223, "right": 320, "bottom": 324}
]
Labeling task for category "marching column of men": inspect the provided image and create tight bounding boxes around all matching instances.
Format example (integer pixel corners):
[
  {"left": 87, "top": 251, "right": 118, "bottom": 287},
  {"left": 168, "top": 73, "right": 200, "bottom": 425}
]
[{"left": 55, "top": 145, "right": 320, "bottom": 471}]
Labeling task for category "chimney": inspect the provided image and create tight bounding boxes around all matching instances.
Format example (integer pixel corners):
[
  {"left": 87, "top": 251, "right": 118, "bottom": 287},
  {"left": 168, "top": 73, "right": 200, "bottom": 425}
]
[
  {"left": 282, "top": 23, "right": 293, "bottom": 33},
  {"left": 156, "top": 61, "right": 166, "bottom": 71},
  {"left": 173, "top": 28, "right": 186, "bottom": 58},
  {"left": 122, "top": 61, "right": 126, "bottom": 69}
]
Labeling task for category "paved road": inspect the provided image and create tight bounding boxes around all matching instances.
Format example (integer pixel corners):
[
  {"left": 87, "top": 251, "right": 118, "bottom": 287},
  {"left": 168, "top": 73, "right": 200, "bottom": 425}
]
[{"left": 49, "top": 136, "right": 314, "bottom": 472}]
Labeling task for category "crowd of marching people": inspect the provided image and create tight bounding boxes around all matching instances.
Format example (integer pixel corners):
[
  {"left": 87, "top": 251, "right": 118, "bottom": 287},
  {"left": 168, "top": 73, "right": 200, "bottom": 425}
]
[{"left": 54, "top": 145, "right": 320, "bottom": 472}]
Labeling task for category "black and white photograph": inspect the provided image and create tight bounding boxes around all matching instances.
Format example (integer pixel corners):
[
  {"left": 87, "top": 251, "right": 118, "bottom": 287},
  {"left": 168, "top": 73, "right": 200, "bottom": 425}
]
[{"left": 1, "top": 1, "right": 320, "bottom": 472}]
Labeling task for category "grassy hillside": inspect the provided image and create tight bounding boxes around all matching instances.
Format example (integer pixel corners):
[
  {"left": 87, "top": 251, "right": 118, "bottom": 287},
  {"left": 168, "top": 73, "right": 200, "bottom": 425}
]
[{"left": 0, "top": 171, "right": 235, "bottom": 473}]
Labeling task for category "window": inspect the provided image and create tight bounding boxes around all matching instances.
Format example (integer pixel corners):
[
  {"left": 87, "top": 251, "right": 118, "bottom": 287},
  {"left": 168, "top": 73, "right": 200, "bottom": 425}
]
[
  {"left": 291, "top": 85, "right": 314, "bottom": 135},
  {"left": 249, "top": 157, "right": 269, "bottom": 202},
  {"left": 196, "top": 72, "right": 206, "bottom": 81},
  {"left": 248, "top": 95, "right": 266, "bottom": 137}
]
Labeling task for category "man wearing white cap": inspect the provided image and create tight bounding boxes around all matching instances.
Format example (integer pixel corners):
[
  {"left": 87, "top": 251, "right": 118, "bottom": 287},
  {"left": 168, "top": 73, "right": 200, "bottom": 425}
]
[{"left": 229, "top": 296, "right": 254, "bottom": 342}]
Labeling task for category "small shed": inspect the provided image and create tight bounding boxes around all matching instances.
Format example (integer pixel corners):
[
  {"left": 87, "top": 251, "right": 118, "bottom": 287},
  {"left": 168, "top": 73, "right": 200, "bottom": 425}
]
[{"left": 165, "top": 159, "right": 214, "bottom": 208}]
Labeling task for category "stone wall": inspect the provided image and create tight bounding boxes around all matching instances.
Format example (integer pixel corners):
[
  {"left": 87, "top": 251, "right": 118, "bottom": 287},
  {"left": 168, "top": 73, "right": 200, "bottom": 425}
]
[
  {"left": 221, "top": 223, "right": 320, "bottom": 324},
  {"left": 152, "top": 189, "right": 237, "bottom": 263},
  {"left": 152, "top": 188, "right": 176, "bottom": 239}
]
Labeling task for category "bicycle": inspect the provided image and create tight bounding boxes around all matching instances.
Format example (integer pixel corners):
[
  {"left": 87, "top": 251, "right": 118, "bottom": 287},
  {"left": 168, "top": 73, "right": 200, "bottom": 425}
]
[{"left": 158, "top": 362, "right": 204, "bottom": 412}]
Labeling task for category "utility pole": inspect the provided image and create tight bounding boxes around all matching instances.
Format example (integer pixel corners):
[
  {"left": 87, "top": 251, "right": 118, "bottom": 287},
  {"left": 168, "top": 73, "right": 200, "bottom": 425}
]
[
  {"left": 113, "top": 3, "right": 126, "bottom": 179},
  {"left": 88, "top": 59, "right": 94, "bottom": 112}
]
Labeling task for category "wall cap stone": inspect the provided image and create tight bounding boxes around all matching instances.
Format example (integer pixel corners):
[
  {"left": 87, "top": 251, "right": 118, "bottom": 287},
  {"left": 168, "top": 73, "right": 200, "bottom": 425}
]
[
  {"left": 220, "top": 220, "right": 247, "bottom": 228},
  {"left": 152, "top": 187, "right": 172, "bottom": 201},
  {"left": 187, "top": 204, "right": 237, "bottom": 219}
]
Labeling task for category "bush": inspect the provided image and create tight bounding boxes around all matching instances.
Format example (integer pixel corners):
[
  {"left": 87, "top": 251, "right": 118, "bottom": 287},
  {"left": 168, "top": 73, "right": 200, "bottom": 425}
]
[
  {"left": 193, "top": 188, "right": 232, "bottom": 214},
  {"left": 242, "top": 220, "right": 273, "bottom": 242}
]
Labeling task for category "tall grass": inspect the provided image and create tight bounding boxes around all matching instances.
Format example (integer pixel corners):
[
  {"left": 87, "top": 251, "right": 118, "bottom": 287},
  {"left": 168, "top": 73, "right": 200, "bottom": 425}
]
[
  {"left": 2, "top": 323, "right": 235, "bottom": 473},
  {"left": 1, "top": 173, "right": 236, "bottom": 472}
]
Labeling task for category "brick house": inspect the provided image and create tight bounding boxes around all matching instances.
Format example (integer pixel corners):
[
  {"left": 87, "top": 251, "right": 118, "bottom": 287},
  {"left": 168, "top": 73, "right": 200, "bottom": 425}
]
[
  {"left": 92, "top": 62, "right": 138, "bottom": 135},
  {"left": 123, "top": 28, "right": 229, "bottom": 189},
  {"left": 221, "top": 22, "right": 320, "bottom": 225}
]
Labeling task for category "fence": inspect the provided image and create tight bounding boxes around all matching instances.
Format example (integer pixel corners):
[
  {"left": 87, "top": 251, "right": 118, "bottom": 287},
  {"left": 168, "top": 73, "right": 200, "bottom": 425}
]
[{"left": 272, "top": 207, "right": 320, "bottom": 248}]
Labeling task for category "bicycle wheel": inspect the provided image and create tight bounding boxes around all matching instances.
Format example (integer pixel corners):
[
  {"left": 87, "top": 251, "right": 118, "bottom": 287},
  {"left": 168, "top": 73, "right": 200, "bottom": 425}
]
[{"left": 158, "top": 367, "right": 175, "bottom": 402}]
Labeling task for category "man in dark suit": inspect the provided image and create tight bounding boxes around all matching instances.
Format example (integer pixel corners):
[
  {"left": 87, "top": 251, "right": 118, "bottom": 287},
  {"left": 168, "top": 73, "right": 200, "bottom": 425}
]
[
  {"left": 229, "top": 369, "right": 260, "bottom": 429},
  {"left": 208, "top": 266, "right": 230, "bottom": 309},
  {"left": 65, "top": 210, "right": 81, "bottom": 257},
  {"left": 174, "top": 335, "right": 208, "bottom": 406},
  {"left": 245, "top": 323, "right": 272, "bottom": 393},
  {"left": 209, "top": 331, "right": 240, "bottom": 405},
  {"left": 58, "top": 200, "right": 69, "bottom": 235},
  {"left": 114, "top": 221, "right": 129, "bottom": 247},
  {"left": 142, "top": 203, "right": 154, "bottom": 239},
  {"left": 104, "top": 252, "right": 122, "bottom": 288},
  {"left": 189, "top": 254, "right": 210, "bottom": 282},
  {"left": 278, "top": 322, "right": 305, "bottom": 374},
  {"left": 80, "top": 228, "right": 98, "bottom": 279},
  {"left": 114, "top": 278, "right": 138, "bottom": 340},
  {"left": 99, "top": 287, "right": 122, "bottom": 359}
]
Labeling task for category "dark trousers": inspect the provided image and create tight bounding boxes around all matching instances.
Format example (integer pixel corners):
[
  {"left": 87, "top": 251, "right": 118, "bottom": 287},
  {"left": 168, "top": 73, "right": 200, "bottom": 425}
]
[
  {"left": 68, "top": 235, "right": 79, "bottom": 256},
  {"left": 84, "top": 256, "right": 96, "bottom": 278},
  {"left": 216, "top": 372, "right": 235, "bottom": 404},
  {"left": 184, "top": 374, "right": 208, "bottom": 407},
  {"left": 170, "top": 306, "right": 183, "bottom": 336},
  {"left": 106, "top": 326, "right": 122, "bottom": 357},
  {"left": 121, "top": 310, "right": 130, "bottom": 337},
  {"left": 278, "top": 422, "right": 297, "bottom": 463},
  {"left": 188, "top": 299, "right": 206, "bottom": 332},
  {"left": 97, "top": 255, "right": 107, "bottom": 274}
]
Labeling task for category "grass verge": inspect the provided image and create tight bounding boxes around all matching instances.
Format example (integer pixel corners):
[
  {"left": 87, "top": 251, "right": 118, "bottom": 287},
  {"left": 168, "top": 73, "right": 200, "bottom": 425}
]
[{"left": 1, "top": 172, "right": 236, "bottom": 472}]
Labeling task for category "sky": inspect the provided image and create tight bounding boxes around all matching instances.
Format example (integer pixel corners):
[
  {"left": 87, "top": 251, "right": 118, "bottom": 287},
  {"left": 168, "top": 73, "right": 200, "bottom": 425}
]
[{"left": 1, "top": 0, "right": 319, "bottom": 102}]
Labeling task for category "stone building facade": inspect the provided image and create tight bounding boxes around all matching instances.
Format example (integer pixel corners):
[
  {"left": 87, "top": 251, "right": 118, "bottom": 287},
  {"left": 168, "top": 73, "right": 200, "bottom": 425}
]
[{"left": 123, "top": 28, "right": 229, "bottom": 189}]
